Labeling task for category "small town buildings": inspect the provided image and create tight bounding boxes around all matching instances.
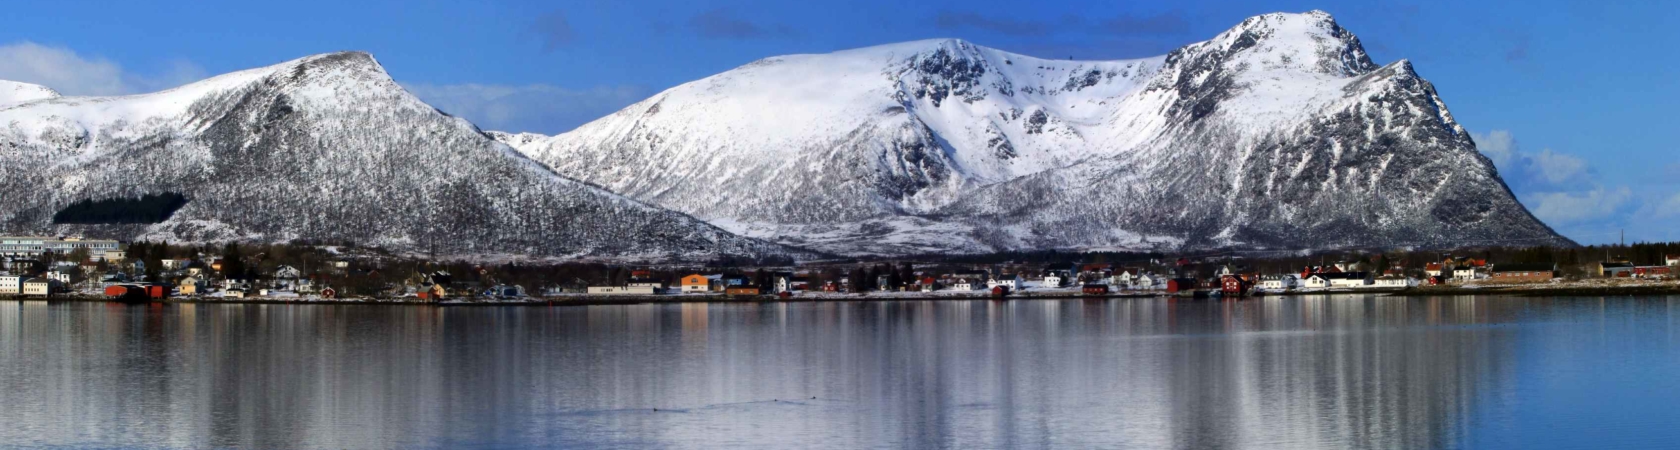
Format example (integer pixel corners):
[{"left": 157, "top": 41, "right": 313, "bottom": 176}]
[
  {"left": 1424, "top": 262, "right": 1444, "bottom": 278},
  {"left": 1259, "top": 275, "right": 1298, "bottom": 290},
  {"left": 1329, "top": 272, "right": 1373, "bottom": 288},
  {"left": 44, "top": 270, "right": 71, "bottom": 285},
  {"left": 1491, "top": 263, "right": 1557, "bottom": 282},
  {"left": 1599, "top": 262, "right": 1635, "bottom": 278},
  {"left": 724, "top": 286, "right": 762, "bottom": 296},
  {"left": 22, "top": 278, "right": 52, "bottom": 296},
  {"left": 1082, "top": 284, "right": 1109, "bottom": 295},
  {"left": 0, "top": 236, "right": 121, "bottom": 259},
  {"left": 0, "top": 275, "right": 20, "bottom": 294},
  {"left": 1041, "top": 272, "right": 1065, "bottom": 289},
  {"left": 5, "top": 259, "right": 38, "bottom": 272},
  {"left": 1220, "top": 275, "right": 1249, "bottom": 295},
  {"left": 1166, "top": 278, "right": 1197, "bottom": 293},
  {"left": 951, "top": 279, "right": 980, "bottom": 291},
  {"left": 1452, "top": 267, "right": 1481, "bottom": 281},
  {"left": 681, "top": 274, "right": 711, "bottom": 293},
  {"left": 1133, "top": 273, "right": 1161, "bottom": 290},
  {"left": 588, "top": 285, "right": 657, "bottom": 295},
  {"left": 628, "top": 279, "right": 665, "bottom": 290},
  {"left": 773, "top": 274, "right": 803, "bottom": 293},
  {"left": 714, "top": 275, "right": 750, "bottom": 292},
  {"left": 177, "top": 275, "right": 202, "bottom": 295},
  {"left": 1374, "top": 275, "right": 1416, "bottom": 287},
  {"left": 1668, "top": 255, "right": 1680, "bottom": 266},
  {"left": 1306, "top": 272, "right": 1372, "bottom": 288},
  {"left": 1633, "top": 266, "right": 1672, "bottom": 279},
  {"left": 988, "top": 274, "right": 1021, "bottom": 291}
]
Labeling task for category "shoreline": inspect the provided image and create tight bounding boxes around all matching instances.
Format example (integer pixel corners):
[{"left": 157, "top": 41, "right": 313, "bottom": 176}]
[{"left": 8, "top": 282, "right": 1680, "bottom": 306}]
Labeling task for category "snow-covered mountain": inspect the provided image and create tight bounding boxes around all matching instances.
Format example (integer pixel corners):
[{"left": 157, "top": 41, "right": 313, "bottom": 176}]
[
  {"left": 498, "top": 10, "right": 1570, "bottom": 255},
  {"left": 0, "top": 52, "right": 798, "bottom": 261},
  {"left": 0, "top": 80, "right": 59, "bottom": 108}
]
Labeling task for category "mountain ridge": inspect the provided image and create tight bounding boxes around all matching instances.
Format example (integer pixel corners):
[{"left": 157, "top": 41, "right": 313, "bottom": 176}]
[
  {"left": 0, "top": 51, "right": 805, "bottom": 261},
  {"left": 496, "top": 10, "right": 1570, "bottom": 255}
]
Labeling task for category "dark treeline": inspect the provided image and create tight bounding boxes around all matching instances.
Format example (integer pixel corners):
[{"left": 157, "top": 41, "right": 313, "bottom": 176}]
[{"left": 52, "top": 193, "right": 188, "bottom": 224}]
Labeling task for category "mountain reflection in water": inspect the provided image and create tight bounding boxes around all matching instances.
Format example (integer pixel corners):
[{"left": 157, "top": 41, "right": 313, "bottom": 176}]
[{"left": 3, "top": 296, "right": 1679, "bottom": 449}]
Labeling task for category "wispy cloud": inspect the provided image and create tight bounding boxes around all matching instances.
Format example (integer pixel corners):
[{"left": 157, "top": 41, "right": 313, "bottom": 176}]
[
  {"left": 0, "top": 41, "right": 205, "bottom": 95},
  {"left": 1474, "top": 129, "right": 1680, "bottom": 243},
  {"left": 528, "top": 10, "right": 578, "bottom": 52},
  {"left": 403, "top": 82, "right": 650, "bottom": 135},
  {"left": 1473, "top": 130, "right": 1594, "bottom": 192},
  {"left": 1527, "top": 187, "right": 1633, "bottom": 226},
  {"left": 689, "top": 9, "right": 797, "bottom": 40}
]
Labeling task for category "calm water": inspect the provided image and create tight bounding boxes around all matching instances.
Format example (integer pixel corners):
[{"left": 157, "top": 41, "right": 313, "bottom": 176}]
[{"left": 3, "top": 296, "right": 1680, "bottom": 449}]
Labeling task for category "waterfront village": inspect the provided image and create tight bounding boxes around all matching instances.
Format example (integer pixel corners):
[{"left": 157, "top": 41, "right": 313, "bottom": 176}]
[{"left": 3, "top": 235, "right": 1680, "bottom": 302}]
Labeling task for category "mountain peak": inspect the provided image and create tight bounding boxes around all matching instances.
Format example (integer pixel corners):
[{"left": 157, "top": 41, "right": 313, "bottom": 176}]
[
  {"left": 0, "top": 80, "right": 60, "bottom": 107},
  {"left": 1188, "top": 10, "right": 1376, "bottom": 77}
]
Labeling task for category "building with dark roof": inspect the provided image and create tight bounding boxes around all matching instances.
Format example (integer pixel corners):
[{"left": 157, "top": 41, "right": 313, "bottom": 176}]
[{"left": 1491, "top": 263, "right": 1556, "bottom": 282}]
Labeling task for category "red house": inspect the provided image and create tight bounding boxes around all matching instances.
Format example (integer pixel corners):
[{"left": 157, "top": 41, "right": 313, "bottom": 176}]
[
  {"left": 1082, "top": 284, "right": 1109, "bottom": 295},
  {"left": 991, "top": 285, "right": 1010, "bottom": 296},
  {"left": 1221, "top": 275, "right": 1249, "bottom": 296},
  {"left": 1167, "top": 278, "right": 1197, "bottom": 293}
]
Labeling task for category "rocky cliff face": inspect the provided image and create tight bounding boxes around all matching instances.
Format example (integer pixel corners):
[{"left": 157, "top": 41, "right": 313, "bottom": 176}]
[
  {"left": 499, "top": 11, "right": 1570, "bottom": 255},
  {"left": 0, "top": 52, "right": 798, "bottom": 261}
]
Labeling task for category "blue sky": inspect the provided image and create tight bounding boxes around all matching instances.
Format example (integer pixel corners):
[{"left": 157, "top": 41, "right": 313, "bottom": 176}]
[{"left": 1, "top": 0, "right": 1676, "bottom": 245}]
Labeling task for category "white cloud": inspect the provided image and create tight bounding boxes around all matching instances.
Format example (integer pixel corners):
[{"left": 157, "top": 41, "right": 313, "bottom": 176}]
[
  {"left": 0, "top": 41, "right": 207, "bottom": 96},
  {"left": 403, "top": 82, "right": 649, "bottom": 134},
  {"left": 1653, "top": 192, "right": 1680, "bottom": 218},
  {"left": 0, "top": 42, "right": 128, "bottom": 95},
  {"left": 1527, "top": 187, "right": 1632, "bottom": 225},
  {"left": 1472, "top": 130, "right": 1594, "bottom": 192},
  {"left": 1475, "top": 129, "right": 1517, "bottom": 167}
]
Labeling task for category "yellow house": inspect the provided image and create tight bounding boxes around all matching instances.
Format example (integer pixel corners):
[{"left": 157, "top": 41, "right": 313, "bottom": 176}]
[{"left": 680, "top": 274, "right": 711, "bottom": 293}]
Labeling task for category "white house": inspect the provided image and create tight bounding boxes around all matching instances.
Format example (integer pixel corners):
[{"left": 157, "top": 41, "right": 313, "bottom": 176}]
[
  {"left": 951, "top": 279, "right": 980, "bottom": 291},
  {"left": 588, "top": 286, "right": 657, "bottom": 295},
  {"left": 0, "top": 275, "right": 20, "bottom": 294},
  {"left": 1304, "top": 275, "right": 1331, "bottom": 289},
  {"left": 1452, "top": 267, "right": 1480, "bottom": 281},
  {"left": 1134, "top": 273, "right": 1161, "bottom": 290},
  {"left": 1042, "top": 273, "right": 1064, "bottom": 289},
  {"left": 1304, "top": 273, "right": 1371, "bottom": 289},
  {"left": 1259, "top": 275, "right": 1298, "bottom": 290},
  {"left": 44, "top": 271, "right": 71, "bottom": 285},
  {"left": 988, "top": 275, "right": 1021, "bottom": 290},
  {"left": 1330, "top": 272, "right": 1373, "bottom": 288},
  {"left": 1667, "top": 255, "right": 1680, "bottom": 266},
  {"left": 1111, "top": 269, "right": 1140, "bottom": 286},
  {"left": 1375, "top": 275, "right": 1416, "bottom": 287}
]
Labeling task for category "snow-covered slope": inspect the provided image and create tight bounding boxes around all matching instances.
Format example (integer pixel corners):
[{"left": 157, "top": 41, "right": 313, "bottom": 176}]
[
  {"left": 0, "top": 80, "right": 59, "bottom": 108},
  {"left": 500, "top": 10, "right": 1569, "bottom": 255},
  {"left": 0, "top": 52, "right": 799, "bottom": 261}
]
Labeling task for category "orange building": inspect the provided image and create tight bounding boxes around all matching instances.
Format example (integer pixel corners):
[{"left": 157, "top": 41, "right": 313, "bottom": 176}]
[{"left": 680, "top": 274, "right": 711, "bottom": 293}]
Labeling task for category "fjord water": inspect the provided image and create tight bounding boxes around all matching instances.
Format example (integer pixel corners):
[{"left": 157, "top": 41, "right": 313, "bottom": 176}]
[{"left": 3, "top": 297, "right": 1679, "bottom": 449}]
